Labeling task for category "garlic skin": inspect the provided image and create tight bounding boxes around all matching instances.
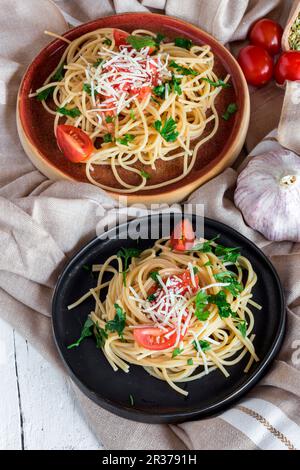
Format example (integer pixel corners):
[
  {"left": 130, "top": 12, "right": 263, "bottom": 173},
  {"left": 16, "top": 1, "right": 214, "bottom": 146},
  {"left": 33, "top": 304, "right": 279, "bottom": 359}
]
[{"left": 234, "top": 150, "right": 300, "bottom": 241}]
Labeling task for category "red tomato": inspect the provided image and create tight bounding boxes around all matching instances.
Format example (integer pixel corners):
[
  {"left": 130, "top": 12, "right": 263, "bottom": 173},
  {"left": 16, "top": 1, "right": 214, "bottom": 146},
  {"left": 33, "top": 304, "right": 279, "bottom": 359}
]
[
  {"left": 274, "top": 51, "right": 300, "bottom": 85},
  {"left": 130, "top": 86, "right": 151, "bottom": 101},
  {"left": 177, "top": 270, "right": 200, "bottom": 294},
  {"left": 113, "top": 29, "right": 129, "bottom": 48},
  {"left": 56, "top": 125, "right": 94, "bottom": 163},
  {"left": 237, "top": 45, "right": 273, "bottom": 87},
  {"left": 170, "top": 219, "right": 195, "bottom": 251},
  {"left": 249, "top": 18, "right": 283, "bottom": 56},
  {"left": 133, "top": 327, "right": 177, "bottom": 350}
]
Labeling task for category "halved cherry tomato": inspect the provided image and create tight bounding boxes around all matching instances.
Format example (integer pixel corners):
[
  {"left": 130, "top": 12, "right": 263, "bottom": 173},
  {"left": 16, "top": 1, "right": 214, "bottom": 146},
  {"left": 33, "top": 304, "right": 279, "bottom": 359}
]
[
  {"left": 113, "top": 29, "right": 130, "bottom": 48},
  {"left": 131, "top": 85, "right": 152, "bottom": 101},
  {"left": 133, "top": 327, "right": 177, "bottom": 350},
  {"left": 237, "top": 45, "right": 273, "bottom": 87},
  {"left": 170, "top": 219, "right": 195, "bottom": 251},
  {"left": 56, "top": 125, "right": 94, "bottom": 163},
  {"left": 249, "top": 18, "right": 283, "bottom": 56},
  {"left": 274, "top": 51, "right": 300, "bottom": 85}
]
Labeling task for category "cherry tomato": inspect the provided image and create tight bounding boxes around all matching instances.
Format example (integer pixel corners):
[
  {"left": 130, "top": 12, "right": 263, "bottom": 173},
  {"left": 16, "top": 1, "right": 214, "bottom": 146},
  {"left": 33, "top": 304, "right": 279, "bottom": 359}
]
[
  {"left": 130, "top": 86, "right": 151, "bottom": 101},
  {"left": 133, "top": 327, "right": 177, "bottom": 350},
  {"left": 274, "top": 51, "right": 300, "bottom": 85},
  {"left": 249, "top": 18, "right": 283, "bottom": 56},
  {"left": 237, "top": 45, "right": 273, "bottom": 87},
  {"left": 170, "top": 219, "right": 195, "bottom": 251},
  {"left": 177, "top": 269, "right": 200, "bottom": 294},
  {"left": 56, "top": 125, "right": 94, "bottom": 163},
  {"left": 113, "top": 29, "right": 130, "bottom": 48}
]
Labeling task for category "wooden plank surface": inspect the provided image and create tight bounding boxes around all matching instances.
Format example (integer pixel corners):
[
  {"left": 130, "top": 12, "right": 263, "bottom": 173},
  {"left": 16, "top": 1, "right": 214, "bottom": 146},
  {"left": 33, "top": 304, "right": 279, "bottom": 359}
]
[{"left": 0, "top": 318, "right": 102, "bottom": 450}]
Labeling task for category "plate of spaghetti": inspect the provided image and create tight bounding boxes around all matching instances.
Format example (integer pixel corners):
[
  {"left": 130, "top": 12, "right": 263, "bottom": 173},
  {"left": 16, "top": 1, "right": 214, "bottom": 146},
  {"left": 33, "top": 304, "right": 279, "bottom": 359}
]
[
  {"left": 52, "top": 214, "right": 285, "bottom": 423},
  {"left": 18, "top": 13, "right": 250, "bottom": 204}
]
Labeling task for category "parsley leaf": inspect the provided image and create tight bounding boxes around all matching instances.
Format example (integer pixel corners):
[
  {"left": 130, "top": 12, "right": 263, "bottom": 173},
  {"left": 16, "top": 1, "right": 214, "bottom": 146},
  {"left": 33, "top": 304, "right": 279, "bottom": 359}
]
[
  {"left": 117, "top": 247, "right": 142, "bottom": 286},
  {"left": 207, "top": 291, "right": 233, "bottom": 318},
  {"left": 57, "top": 106, "right": 81, "bottom": 118},
  {"left": 140, "top": 170, "right": 150, "bottom": 180},
  {"left": 170, "top": 74, "right": 182, "bottom": 95},
  {"left": 174, "top": 37, "right": 193, "bottom": 50},
  {"left": 36, "top": 64, "right": 65, "bottom": 101},
  {"left": 155, "top": 33, "right": 165, "bottom": 46},
  {"left": 193, "top": 266, "right": 199, "bottom": 274},
  {"left": 213, "top": 271, "right": 243, "bottom": 297},
  {"left": 187, "top": 358, "right": 194, "bottom": 365},
  {"left": 83, "top": 83, "right": 96, "bottom": 96},
  {"left": 117, "top": 134, "right": 135, "bottom": 146},
  {"left": 129, "top": 109, "right": 136, "bottom": 120},
  {"left": 237, "top": 320, "right": 247, "bottom": 338},
  {"left": 93, "top": 58, "right": 104, "bottom": 67},
  {"left": 105, "top": 303, "right": 126, "bottom": 339},
  {"left": 172, "top": 347, "right": 183, "bottom": 358},
  {"left": 202, "top": 78, "right": 231, "bottom": 89},
  {"left": 105, "top": 115, "right": 114, "bottom": 123},
  {"left": 203, "top": 260, "right": 213, "bottom": 267},
  {"left": 150, "top": 271, "right": 160, "bottom": 283},
  {"left": 222, "top": 103, "right": 238, "bottom": 121},
  {"left": 193, "top": 339, "right": 211, "bottom": 352},
  {"left": 153, "top": 84, "right": 166, "bottom": 98},
  {"left": 67, "top": 317, "right": 94, "bottom": 349},
  {"left": 189, "top": 235, "right": 220, "bottom": 253},
  {"left": 194, "top": 290, "right": 210, "bottom": 321},
  {"left": 126, "top": 35, "right": 156, "bottom": 50},
  {"left": 103, "top": 133, "right": 113, "bottom": 143},
  {"left": 147, "top": 293, "right": 156, "bottom": 302},
  {"left": 215, "top": 244, "right": 240, "bottom": 263},
  {"left": 94, "top": 324, "right": 108, "bottom": 349},
  {"left": 154, "top": 117, "right": 179, "bottom": 142},
  {"left": 103, "top": 37, "right": 112, "bottom": 46},
  {"left": 169, "top": 60, "right": 198, "bottom": 76}
]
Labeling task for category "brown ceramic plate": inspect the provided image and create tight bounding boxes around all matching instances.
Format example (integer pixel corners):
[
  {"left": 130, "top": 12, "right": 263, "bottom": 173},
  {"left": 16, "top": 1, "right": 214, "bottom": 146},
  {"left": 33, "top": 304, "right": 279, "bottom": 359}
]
[{"left": 17, "top": 13, "right": 250, "bottom": 205}]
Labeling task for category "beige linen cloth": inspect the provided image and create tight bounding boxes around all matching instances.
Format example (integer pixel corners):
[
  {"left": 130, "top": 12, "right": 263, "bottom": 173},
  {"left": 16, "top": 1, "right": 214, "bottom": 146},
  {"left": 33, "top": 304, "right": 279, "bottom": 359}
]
[{"left": 1, "top": 0, "right": 300, "bottom": 450}]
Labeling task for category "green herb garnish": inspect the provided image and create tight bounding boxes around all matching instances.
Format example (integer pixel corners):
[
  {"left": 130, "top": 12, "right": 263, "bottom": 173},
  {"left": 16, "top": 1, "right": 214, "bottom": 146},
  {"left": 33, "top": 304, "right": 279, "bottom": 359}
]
[
  {"left": 237, "top": 320, "right": 247, "bottom": 338},
  {"left": 117, "top": 134, "right": 135, "bottom": 146},
  {"left": 172, "top": 347, "right": 183, "bottom": 358},
  {"left": 155, "top": 33, "right": 165, "bottom": 46},
  {"left": 103, "top": 133, "right": 113, "bottom": 143},
  {"left": 170, "top": 74, "right": 182, "bottom": 95},
  {"left": 193, "top": 266, "right": 199, "bottom": 274},
  {"left": 194, "top": 290, "right": 209, "bottom": 321},
  {"left": 103, "top": 37, "right": 112, "bottom": 46},
  {"left": 187, "top": 358, "right": 194, "bottom": 365},
  {"left": 67, "top": 318, "right": 94, "bottom": 349},
  {"left": 93, "top": 58, "right": 104, "bottom": 67},
  {"left": 147, "top": 293, "right": 156, "bottom": 302},
  {"left": 169, "top": 60, "right": 197, "bottom": 76},
  {"left": 117, "top": 247, "right": 142, "bottom": 286},
  {"left": 105, "top": 115, "right": 114, "bottom": 123},
  {"left": 150, "top": 271, "right": 160, "bottom": 284},
  {"left": 207, "top": 291, "right": 233, "bottom": 318},
  {"left": 153, "top": 84, "right": 166, "bottom": 98},
  {"left": 36, "top": 64, "right": 65, "bottom": 101},
  {"left": 213, "top": 271, "right": 243, "bottom": 297},
  {"left": 105, "top": 303, "right": 126, "bottom": 339},
  {"left": 193, "top": 339, "right": 211, "bottom": 352},
  {"left": 174, "top": 37, "right": 193, "bottom": 50},
  {"left": 202, "top": 78, "right": 231, "bottom": 89},
  {"left": 83, "top": 83, "right": 96, "bottom": 96},
  {"left": 57, "top": 106, "right": 81, "bottom": 118},
  {"left": 151, "top": 96, "right": 160, "bottom": 104},
  {"left": 129, "top": 109, "right": 136, "bottom": 120},
  {"left": 203, "top": 261, "right": 213, "bottom": 267},
  {"left": 222, "top": 103, "right": 238, "bottom": 121},
  {"left": 154, "top": 117, "right": 179, "bottom": 142},
  {"left": 126, "top": 35, "right": 156, "bottom": 51},
  {"left": 189, "top": 235, "right": 220, "bottom": 253},
  {"left": 215, "top": 244, "right": 240, "bottom": 263},
  {"left": 95, "top": 324, "right": 108, "bottom": 349},
  {"left": 140, "top": 170, "right": 150, "bottom": 180}
]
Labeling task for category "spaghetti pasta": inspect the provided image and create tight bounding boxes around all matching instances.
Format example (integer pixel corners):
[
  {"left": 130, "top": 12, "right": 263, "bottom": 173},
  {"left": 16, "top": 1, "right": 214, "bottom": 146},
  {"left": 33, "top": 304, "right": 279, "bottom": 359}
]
[
  {"left": 31, "top": 28, "right": 230, "bottom": 193},
  {"left": 68, "top": 232, "right": 261, "bottom": 396}
]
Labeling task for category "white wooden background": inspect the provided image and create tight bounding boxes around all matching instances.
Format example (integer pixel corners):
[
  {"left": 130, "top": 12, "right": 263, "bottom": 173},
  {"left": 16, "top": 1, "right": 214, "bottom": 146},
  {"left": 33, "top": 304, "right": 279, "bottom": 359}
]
[{"left": 0, "top": 318, "right": 103, "bottom": 450}]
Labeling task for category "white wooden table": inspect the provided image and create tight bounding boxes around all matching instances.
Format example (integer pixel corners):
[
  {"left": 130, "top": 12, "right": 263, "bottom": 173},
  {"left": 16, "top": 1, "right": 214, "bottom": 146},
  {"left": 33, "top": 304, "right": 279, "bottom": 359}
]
[{"left": 0, "top": 318, "right": 103, "bottom": 450}]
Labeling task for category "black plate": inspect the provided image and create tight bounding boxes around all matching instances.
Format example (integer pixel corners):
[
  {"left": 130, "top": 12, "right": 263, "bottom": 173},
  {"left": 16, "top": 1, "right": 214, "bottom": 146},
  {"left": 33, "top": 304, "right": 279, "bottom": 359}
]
[{"left": 52, "top": 214, "right": 286, "bottom": 423}]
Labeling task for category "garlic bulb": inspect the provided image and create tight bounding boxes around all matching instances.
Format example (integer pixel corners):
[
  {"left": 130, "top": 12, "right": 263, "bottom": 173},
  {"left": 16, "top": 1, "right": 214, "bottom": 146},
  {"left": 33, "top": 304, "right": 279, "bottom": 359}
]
[{"left": 234, "top": 149, "right": 300, "bottom": 241}]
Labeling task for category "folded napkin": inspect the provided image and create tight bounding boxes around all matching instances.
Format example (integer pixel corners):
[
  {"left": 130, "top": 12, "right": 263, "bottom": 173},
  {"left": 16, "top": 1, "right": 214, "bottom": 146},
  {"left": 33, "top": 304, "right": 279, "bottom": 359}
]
[{"left": 1, "top": 0, "right": 299, "bottom": 450}]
